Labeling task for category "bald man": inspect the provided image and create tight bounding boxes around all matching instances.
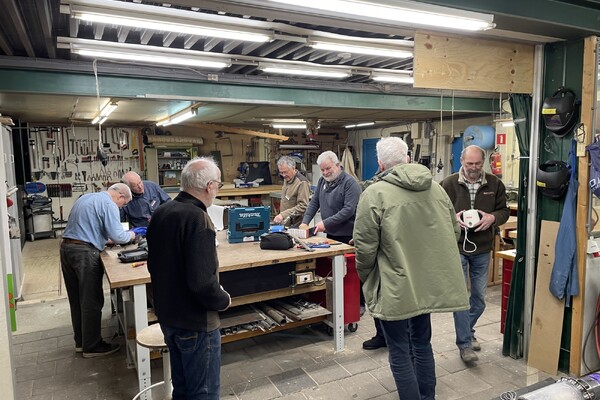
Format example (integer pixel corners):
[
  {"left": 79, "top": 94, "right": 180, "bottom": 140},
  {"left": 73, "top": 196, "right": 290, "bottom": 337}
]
[{"left": 121, "top": 171, "right": 171, "bottom": 227}]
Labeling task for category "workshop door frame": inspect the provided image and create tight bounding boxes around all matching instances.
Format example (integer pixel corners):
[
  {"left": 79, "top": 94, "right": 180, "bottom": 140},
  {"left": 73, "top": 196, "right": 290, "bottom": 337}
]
[{"left": 361, "top": 138, "right": 379, "bottom": 181}]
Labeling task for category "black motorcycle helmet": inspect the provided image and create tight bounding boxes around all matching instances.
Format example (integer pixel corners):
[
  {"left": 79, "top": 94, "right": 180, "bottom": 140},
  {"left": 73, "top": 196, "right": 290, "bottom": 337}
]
[{"left": 536, "top": 160, "right": 570, "bottom": 199}]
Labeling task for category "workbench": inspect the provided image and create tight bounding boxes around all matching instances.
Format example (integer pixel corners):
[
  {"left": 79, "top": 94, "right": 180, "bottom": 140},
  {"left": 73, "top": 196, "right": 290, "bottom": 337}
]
[{"left": 102, "top": 230, "right": 354, "bottom": 397}]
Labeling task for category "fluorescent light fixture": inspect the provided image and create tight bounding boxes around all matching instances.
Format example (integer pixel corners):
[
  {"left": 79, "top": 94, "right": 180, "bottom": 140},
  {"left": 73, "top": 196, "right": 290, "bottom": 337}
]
[
  {"left": 345, "top": 122, "right": 375, "bottom": 129},
  {"left": 91, "top": 101, "right": 118, "bottom": 124},
  {"left": 311, "top": 40, "right": 412, "bottom": 59},
  {"left": 66, "top": 3, "right": 274, "bottom": 42},
  {"left": 371, "top": 71, "right": 414, "bottom": 84},
  {"left": 58, "top": 37, "right": 231, "bottom": 69},
  {"left": 267, "top": 0, "right": 495, "bottom": 31},
  {"left": 272, "top": 123, "right": 307, "bottom": 129},
  {"left": 157, "top": 108, "right": 197, "bottom": 126},
  {"left": 259, "top": 62, "right": 350, "bottom": 78}
]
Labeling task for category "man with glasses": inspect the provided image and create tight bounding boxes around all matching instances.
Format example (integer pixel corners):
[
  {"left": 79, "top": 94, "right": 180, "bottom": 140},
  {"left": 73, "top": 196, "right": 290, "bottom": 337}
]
[
  {"left": 121, "top": 171, "right": 171, "bottom": 228},
  {"left": 441, "top": 145, "right": 509, "bottom": 363},
  {"left": 273, "top": 155, "right": 310, "bottom": 227},
  {"left": 60, "top": 183, "right": 135, "bottom": 358},
  {"left": 147, "top": 157, "right": 231, "bottom": 400}
]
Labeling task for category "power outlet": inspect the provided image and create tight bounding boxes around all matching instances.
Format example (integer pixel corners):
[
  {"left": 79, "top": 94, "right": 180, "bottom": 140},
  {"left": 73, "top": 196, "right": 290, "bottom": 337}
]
[{"left": 295, "top": 271, "right": 314, "bottom": 285}]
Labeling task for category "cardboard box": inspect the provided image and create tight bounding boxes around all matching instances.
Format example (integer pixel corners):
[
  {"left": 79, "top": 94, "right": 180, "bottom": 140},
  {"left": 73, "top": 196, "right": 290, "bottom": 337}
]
[{"left": 163, "top": 177, "right": 178, "bottom": 186}]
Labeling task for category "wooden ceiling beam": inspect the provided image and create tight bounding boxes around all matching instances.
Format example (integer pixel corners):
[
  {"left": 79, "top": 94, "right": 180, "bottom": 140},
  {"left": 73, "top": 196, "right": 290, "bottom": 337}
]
[{"left": 192, "top": 123, "right": 290, "bottom": 141}]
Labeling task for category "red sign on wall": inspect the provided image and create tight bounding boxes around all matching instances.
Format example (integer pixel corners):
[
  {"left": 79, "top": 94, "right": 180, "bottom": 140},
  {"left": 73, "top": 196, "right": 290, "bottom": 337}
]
[{"left": 496, "top": 133, "right": 506, "bottom": 145}]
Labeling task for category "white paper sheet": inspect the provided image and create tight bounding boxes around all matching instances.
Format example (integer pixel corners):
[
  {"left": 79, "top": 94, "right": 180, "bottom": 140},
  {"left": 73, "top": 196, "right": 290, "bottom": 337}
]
[{"left": 207, "top": 204, "right": 225, "bottom": 231}]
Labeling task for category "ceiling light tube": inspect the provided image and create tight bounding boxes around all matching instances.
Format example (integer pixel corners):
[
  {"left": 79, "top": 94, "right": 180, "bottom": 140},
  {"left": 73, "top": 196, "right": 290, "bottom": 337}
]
[
  {"left": 272, "top": 123, "right": 307, "bottom": 129},
  {"left": 91, "top": 101, "right": 118, "bottom": 124},
  {"left": 59, "top": 38, "right": 231, "bottom": 69},
  {"left": 344, "top": 122, "right": 375, "bottom": 128},
  {"left": 310, "top": 40, "right": 412, "bottom": 59},
  {"left": 66, "top": 3, "right": 274, "bottom": 42},
  {"left": 267, "top": 0, "right": 494, "bottom": 31},
  {"left": 157, "top": 108, "right": 197, "bottom": 127},
  {"left": 371, "top": 72, "right": 414, "bottom": 84},
  {"left": 259, "top": 62, "right": 350, "bottom": 78}
]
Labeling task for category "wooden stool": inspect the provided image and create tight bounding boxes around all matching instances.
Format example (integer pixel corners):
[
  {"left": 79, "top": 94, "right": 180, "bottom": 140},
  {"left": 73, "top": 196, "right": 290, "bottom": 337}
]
[{"left": 132, "top": 323, "right": 172, "bottom": 400}]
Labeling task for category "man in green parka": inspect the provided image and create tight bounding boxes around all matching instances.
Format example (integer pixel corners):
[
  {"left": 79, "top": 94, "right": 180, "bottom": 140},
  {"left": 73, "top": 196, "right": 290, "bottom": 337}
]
[{"left": 354, "top": 136, "right": 469, "bottom": 400}]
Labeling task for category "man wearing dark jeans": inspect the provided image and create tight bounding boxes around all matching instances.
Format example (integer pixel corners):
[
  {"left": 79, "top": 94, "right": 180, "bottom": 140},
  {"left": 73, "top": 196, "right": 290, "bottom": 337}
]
[
  {"left": 147, "top": 157, "right": 231, "bottom": 399},
  {"left": 354, "top": 137, "right": 468, "bottom": 399},
  {"left": 60, "top": 183, "right": 135, "bottom": 358},
  {"left": 441, "top": 145, "right": 509, "bottom": 363}
]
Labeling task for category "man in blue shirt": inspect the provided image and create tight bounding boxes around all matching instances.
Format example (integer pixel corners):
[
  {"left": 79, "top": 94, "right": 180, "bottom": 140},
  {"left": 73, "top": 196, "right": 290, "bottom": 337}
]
[
  {"left": 60, "top": 183, "right": 135, "bottom": 358},
  {"left": 121, "top": 171, "right": 171, "bottom": 228}
]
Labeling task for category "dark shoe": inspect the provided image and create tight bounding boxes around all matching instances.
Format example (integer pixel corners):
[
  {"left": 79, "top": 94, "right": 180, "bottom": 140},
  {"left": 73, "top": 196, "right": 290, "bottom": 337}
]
[
  {"left": 471, "top": 337, "right": 481, "bottom": 351},
  {"left": 75, "top": 346, "right": 83, "bottom": 353},
  {"left": 362, "top": 336, "right": 387, "bottom": 350},
  {"left": 460, "top": 347, "right": 478, "bottom": 362},
  {"left": 82, "top": 342, "right": 120, "bottom": 358}
]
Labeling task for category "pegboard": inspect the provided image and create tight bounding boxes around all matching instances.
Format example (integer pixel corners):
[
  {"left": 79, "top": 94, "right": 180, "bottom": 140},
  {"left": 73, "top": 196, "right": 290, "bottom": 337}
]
[{"left": 27, "top": 126, "right": 144, "bottom": 221}]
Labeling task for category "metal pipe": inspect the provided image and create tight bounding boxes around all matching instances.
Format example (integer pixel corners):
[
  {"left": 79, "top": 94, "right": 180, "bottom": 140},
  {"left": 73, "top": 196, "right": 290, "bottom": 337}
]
[
  {"left": 278, "top": 144, "right": 320, "bottom": 150},
  {"left": 524, "top": 44, "right": 544, "bottom": 360}
]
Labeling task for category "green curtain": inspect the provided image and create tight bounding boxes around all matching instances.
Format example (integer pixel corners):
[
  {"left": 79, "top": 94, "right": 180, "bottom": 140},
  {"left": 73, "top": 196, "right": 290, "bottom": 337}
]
[{"left": 502, "top": 94, "right": 532, "bottom": 358}]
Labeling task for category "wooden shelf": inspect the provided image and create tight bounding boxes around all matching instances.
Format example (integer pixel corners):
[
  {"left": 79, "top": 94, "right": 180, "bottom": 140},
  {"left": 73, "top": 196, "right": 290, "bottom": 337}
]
[
  {"left": 221, "top": 315, "right": 327, "bottom": 344},
  {"left": 230, "top": 284, "right": 326, "bottom": 307}
]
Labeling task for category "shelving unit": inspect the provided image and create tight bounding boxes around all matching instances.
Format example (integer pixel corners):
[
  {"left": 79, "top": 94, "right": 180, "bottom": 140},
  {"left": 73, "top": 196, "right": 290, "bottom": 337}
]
[{"left": 144, "top": 145, "right": 197, "bottom": 190}]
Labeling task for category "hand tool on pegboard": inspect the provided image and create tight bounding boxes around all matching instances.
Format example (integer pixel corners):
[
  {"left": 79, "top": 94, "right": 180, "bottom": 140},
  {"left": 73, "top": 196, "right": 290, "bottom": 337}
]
[
  {"left": 29, "top": 128, "right": 38, "bottom": 170},
  {"left": 46, "top": 184, "right": 59, "bottom": 197}
]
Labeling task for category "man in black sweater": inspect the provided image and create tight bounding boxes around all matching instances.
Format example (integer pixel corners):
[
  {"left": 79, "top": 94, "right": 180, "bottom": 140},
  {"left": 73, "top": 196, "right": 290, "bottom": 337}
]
[{"left": 147, "top": 156, "right": 231, "bottom": 399}]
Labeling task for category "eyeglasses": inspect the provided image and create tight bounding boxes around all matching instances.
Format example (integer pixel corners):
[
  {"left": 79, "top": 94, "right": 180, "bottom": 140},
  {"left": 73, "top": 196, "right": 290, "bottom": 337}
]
[{"left": 210, "top": 180, "right": 224, "bottom": 189}]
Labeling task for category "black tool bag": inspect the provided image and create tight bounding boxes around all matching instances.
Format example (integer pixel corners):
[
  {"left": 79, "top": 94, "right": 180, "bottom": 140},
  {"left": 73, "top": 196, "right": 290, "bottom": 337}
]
[
  {"left": 118, "top": 248, "right": 148, "bottom": 262},
  {"left": 259, "top": 232, "right": 294, "bottom": 250}
]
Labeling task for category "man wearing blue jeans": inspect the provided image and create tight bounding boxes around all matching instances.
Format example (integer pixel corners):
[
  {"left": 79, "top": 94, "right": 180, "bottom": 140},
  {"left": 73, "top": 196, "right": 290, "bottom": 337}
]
[
  {"left": 354, "top": 137, "right": 469, "bottom": 399},
  {"left": 441, "top": 145, "right": 509, "bottom": 363},
  {"left": 147, "top": 157, "right": 231, "bottom": 399}
]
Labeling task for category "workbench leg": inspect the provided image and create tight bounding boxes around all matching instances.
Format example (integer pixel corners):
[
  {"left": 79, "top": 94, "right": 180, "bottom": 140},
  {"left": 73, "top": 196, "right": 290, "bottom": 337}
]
[
  {"left": 133, "top": 284, "right": 151, "bottom": 400},
  {"left": 332, "top": 255, "right": 345, "bottom": 353}
]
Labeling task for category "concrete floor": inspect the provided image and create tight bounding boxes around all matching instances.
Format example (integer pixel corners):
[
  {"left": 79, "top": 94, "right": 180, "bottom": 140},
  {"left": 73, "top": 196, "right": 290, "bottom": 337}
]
[{"left": 12, "top": 237, "right": 558, "bottom": 400}]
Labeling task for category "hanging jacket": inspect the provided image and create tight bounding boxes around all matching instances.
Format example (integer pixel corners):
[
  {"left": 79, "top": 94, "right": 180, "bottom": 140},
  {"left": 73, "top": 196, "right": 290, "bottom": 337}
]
[{"left": 549, "top": 140, "right": 579, "bottom": 305}]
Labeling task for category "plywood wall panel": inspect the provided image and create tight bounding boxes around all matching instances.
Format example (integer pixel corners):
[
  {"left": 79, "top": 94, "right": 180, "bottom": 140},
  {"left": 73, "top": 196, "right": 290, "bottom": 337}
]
[{"left": 414, "top": 32, "right": 534, "bottom": 94}]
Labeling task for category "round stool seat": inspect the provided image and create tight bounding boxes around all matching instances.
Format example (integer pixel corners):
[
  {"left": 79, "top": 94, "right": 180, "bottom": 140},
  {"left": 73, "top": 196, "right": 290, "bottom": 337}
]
[
  {"left": 133, "top": 323, "right": 171, "bottom": 400},
  {"left": 136, "top": 323, "right": 166, "bottom": 349}
]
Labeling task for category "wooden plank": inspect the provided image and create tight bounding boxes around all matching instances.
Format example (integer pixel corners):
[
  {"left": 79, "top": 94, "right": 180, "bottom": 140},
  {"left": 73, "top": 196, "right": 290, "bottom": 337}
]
[
  {"left": 217, "top": 184, "right": 281, "bottom": 197},
  {"left": 192, "top": 123, "right": 289, "bottom": 141},
  {"left": 528, "top": 221, "right": 564, "bottom": 375},
  {"left": 414, "top": 32, "right": 534, "bottom": 93},
  {"left": 571, "top": 35, "right": 598, "bottom": 376},
  {"left": 230, "top": 284, "right": 325, "bottom": 307}
]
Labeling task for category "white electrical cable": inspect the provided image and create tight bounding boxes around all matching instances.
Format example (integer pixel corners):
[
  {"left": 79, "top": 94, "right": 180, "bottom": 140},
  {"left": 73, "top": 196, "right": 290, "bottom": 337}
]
[{"left": 462, "top": 226, "right": 478, "bottom": 253}]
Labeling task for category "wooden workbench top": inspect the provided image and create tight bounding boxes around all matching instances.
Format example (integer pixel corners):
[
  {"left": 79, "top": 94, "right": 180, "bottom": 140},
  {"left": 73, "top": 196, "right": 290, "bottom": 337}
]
[
  {"left": 102, "top": 231, "right": 354, "bottom": 288},
  {"left": 217, "top": 184, "right": 282, "bottom": 197},
  {"left": 217, "top": 232, "right": 354, "bottom": 272}
]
